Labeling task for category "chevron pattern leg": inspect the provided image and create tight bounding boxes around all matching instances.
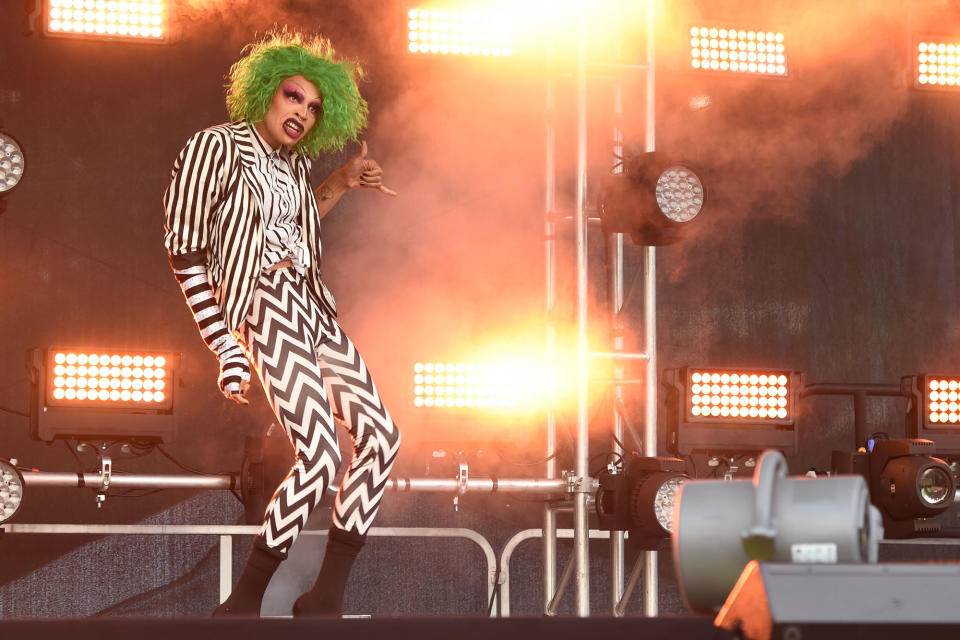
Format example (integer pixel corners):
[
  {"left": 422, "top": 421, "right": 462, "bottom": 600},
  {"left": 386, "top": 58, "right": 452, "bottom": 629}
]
[
  {"left": 243, "top": 270, "right": 342, "bottom": 555},
  {"left": 315, "top": 320, "right": 401, "bottom": 536}
]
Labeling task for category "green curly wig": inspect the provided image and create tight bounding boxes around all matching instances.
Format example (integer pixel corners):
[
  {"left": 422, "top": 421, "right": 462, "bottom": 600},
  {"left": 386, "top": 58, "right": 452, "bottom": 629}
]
[{"left": 226, "top": 29, "right": 368, "bottom": 157}]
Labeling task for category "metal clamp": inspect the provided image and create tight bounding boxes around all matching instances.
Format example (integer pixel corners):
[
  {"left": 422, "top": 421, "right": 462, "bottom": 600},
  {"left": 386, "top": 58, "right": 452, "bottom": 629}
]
[{"left": 96, "top": 455, "right": 112, "bottom": 508}]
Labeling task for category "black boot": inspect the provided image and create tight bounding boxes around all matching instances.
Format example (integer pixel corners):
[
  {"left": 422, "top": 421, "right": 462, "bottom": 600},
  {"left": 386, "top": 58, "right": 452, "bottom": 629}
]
[
  {"left": 292, "top": 526, "right": 366, "bottom": 617},
  {"left": 213, "top": 537, "right": 285, "bottom": 617}
]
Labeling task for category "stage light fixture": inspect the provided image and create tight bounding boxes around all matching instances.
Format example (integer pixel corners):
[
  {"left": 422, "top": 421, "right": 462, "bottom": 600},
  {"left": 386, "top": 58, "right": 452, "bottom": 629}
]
[
  {"left": 664, "top": 367, "right": 800, "bottom": 456},
  {"left": 596, "top": 456, "right": 689, "bottom": 545},
  {"left": 903, "top": 374, "right": 960, "bottom": 453},
  {"left": 41, "top": 0, "right": 170, "bottom": 43},
  {"left": 689, "top": 25, "right": 788, "bottom": 77},
  {"left": 412, "top": 361, "right": 526, "bottom": 409},
  {"left": 0, "top": 130, "right": 26, "bottom": 214},
  {"left": 0, "top": 459, "right": 24, "bottom": 524},
  {"left": 406, "top": 7, "right": 512, "bottom": 56},
  {"left": 674, "top": 450, "right": 882, "bottom": 615},
  {"left": 914, "top": 37, "right": 960, "bottom": 89},
  {"left": 597, "top": 152, "right": 704, "bottom": 246},
  {"left": 28, "top": 347, "right": 179, "bottom": 443},
  {"left": 832, "top": 438, "right": 955, "bottom": 539}
]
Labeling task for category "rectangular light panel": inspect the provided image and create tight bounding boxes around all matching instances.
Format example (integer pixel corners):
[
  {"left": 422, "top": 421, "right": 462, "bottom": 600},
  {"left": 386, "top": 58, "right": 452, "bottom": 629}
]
[
  {"left": 44, "top": 0, "right": 169, "bottom": 43},
  {"left": 925, "top": 376, "right": 960, "bottom": 424},
  {"left": 47, "top": 349, "right": 173, "bottom": 410},
  {"left": 915, "top": 37, "right": 960, "bottom": 89},
  {"left": 412, "top": 361, "right": 525, "bottom": 409},
  {"left": 689, "top": 25, "right": 787, "bottom": 76},
  {"left": 687, "top": 369, "right": 792, "bottom": 423},
  {"left": 407, "top": 8, "right": 512, "bottom": 57}
]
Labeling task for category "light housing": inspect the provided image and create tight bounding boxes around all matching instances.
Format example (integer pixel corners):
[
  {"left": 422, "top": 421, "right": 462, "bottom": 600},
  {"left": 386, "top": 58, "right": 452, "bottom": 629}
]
[
  {"left": 688, "top": 25, "right": 789, "bottom": 77},
  {"left": 665, "top": 367, "right": 801, "bottom": 456},
  {"left": 0, "top": 459, "right": 24, "bottom": 524},
  {"left": 596, "top": 456, "right": 689, "bottom": 544},
  {"left": 598, "top": 152, "right": 704, "bottom": 246},
  {"left": 41, "top": 0, "right": 171, "bottom": 44},
  {"left": 28, "top": 347, "right": 179, "bottom": 443},
  {"left": 832, "top": 438, "right": 956, "bottom": 539},
  {"left": 903, "top": 374, "right": 960, "bottom": 454},
  {"left": 406, "top": 7, "right": 512, "bottom": 57}
]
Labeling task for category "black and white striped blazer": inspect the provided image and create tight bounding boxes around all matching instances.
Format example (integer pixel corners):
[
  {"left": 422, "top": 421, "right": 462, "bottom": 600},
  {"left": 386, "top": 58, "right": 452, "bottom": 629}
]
[{"left": 163, "top": 121, "right": 336, "bottom": 332}]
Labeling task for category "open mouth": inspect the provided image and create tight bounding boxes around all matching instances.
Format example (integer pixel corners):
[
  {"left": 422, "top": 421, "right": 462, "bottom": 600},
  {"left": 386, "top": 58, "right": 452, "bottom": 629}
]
[{"left": 283, "top": 118, "right": 304, "bottom": 139}]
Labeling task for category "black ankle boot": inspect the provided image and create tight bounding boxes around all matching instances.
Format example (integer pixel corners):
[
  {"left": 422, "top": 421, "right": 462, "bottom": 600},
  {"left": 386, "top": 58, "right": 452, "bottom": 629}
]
[
  {"left": 213, "top": 537, "right": 285, "bottom": 617},
  {"left": 292, "top": 526, "right": 366, "bottom": 617}
]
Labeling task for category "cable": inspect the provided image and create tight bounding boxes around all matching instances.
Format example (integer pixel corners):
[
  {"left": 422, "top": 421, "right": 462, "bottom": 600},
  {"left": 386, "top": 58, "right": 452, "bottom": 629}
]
[
  {"left": 156, "top": 444, "right": 228, "bottom": 477},
  {"left": 0, "top": 404, "right": 29, "bottom": 417},
  {"left": 487, "top": 565, "right": 502, "bottom": 616}
]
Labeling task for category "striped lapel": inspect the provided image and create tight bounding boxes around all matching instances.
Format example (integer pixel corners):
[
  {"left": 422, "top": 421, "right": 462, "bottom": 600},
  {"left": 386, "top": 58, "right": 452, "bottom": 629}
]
[{"left": 229, "top": 122, "right": 266, "bottom": 220}]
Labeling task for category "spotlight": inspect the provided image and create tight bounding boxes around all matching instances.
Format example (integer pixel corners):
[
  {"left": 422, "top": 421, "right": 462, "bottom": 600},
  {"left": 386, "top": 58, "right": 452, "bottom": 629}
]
[
  {"left": 40, "top": 0, "right": 171, "bottom": 44},
  {"left": 903, "top": 374, "right": 960, "bottom": 454},
  {"left": 27, "top": 347, "right": 179, "bottom": 443},
  {"left": 913, "top": 37, "right": 960, "bottom": 90},
  {"left": 598, "top": 152, "right": 704, "bottom": 246},
  {"left": 688, "top": 25, "right": 788, "bottom": 77},
  {"left": 0, "top": 459, "right": 24, "bottom": 523},
  {"left": 0, "top": 130, "right": 26, "bottom": 214},
  {"left": 596, "top": 456, "right": 689, "bottom": 545},
  {"left": 674, "top": 450, "right": 882, "bottom": 614},
  {"left": 406, "top": 7, "right": 512, "bottom": 57},
  {"left": 832, "top": 438, "right": 956, "bottom": 538},
  {"left": 664, "top": 367, "right": 801, "bottom": 456}
]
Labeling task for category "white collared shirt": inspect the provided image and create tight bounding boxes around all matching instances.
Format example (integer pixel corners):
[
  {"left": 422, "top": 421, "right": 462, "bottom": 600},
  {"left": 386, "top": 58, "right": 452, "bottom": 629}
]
[{"left": 248, "top": 124, "right": 310, "bottom": 273}]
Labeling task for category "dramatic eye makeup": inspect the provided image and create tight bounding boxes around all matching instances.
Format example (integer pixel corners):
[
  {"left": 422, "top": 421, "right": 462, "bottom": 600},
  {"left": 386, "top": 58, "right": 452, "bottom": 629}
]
[
  {"left": 282, "top": 84, "right": 322, "bottom": 116},
  {"left": 283, "top": 86, "right": 304, "bottom": 102}
]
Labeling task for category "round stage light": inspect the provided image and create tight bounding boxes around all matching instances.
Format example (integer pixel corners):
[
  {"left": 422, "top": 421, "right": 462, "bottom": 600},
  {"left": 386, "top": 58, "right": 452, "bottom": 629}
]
[
  {"left": 0, "top": 131, "right": 26, "bottom": 195},
  {"left": 0, "top": 459, "right": 25, "bottom": 523},
  {"left": 919, "top": 466, "right": 952, "bottom": 505},
  {"left": 655, "top": 166, "right": 704, "bottom": 223}
]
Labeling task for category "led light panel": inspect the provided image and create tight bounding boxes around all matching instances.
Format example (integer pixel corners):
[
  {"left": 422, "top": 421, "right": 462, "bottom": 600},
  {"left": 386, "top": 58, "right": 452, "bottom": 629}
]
[
  {"left": 687, "top": 369, "right": 791, "bottom": 422},
  {"left": 0, "top": 134, "right": 25, "bottom": 193},
  {"left": 412, "top": 362, "right": 521, "bottom": 409},
  {"left": 689, "top": 26, "right": 787, "bottom": 76},
  {"left": 44, "top": 0, "right": 169, "bottom": 43},
  {"left": 925, "top": 377, "right": 960, "bottom": 424},
  {"left": 46, "top": 349, "right": 172, "bottom": 410},
  {"left": 915, "top": 38, "right": 960, "bottom": 89},
  {"left": 407, "top": 8, "right": 511, "bottom": 56}
]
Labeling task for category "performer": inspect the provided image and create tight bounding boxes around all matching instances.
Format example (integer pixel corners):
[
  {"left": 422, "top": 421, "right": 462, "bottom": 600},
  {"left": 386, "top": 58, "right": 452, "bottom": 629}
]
[{"left": 163, "top": 30, "right": 400, "bottom": 617}]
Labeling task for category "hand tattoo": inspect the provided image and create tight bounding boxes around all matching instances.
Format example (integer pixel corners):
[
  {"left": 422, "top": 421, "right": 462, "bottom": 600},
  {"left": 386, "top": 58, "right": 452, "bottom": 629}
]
[{"left": 317, "top": 185, "right": 334, "bottom": 201}]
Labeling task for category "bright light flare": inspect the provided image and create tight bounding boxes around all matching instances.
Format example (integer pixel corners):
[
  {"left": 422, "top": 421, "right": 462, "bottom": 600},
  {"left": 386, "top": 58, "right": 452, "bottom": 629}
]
[
  {"left": 687, "top": 369, "right": 791, "bottom": 421},
  {"left": 916, "top": 39, "right": 960, "bottom": 89},
  {"left": 927, "top": 377, "right": 960, "bottom": 424},
  {"left": 48, "top": 350, "right": 171, "bottom": 408},
  {"left": 413, "top": 359, "right": 558, "bottom": 409},
  {"left": 45, "top": 0, "right": 168, "bottom": 42},
  {"left": 689, "top": 25, "right": 787, "bottom": 76}
]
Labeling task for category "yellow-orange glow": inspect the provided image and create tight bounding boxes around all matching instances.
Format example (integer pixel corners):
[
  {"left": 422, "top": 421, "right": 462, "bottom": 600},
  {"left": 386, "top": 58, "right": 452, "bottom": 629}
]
[
  {"left": 407, "top": 7, "right": 512, "bottom": 57},
  {"left": 48, "top": 350, "right": 172, "bottom": 406},
  {"left": 690, "top": 25, "right": 787, "bottom": 76},
  {"left": 688, "top": 369, "right": 791, "bottom": 421},
  {"left": 45, "top": 0, "right": 167, "bottom": 41},
  {"left": 926, "top": 376, "right": 960, "bottom": 423},
  {"left": 916, "top": 39, "right": 960, "bottom": 88}
]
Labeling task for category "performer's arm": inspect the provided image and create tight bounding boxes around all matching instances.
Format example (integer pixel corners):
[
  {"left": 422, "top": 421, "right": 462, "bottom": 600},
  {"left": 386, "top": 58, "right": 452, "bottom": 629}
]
[
  {"left": 163, "top": 130, "right": 251, "bottom": 403},
  {"left": 313, "top": 140, "right": 396, "bottom": 219}
]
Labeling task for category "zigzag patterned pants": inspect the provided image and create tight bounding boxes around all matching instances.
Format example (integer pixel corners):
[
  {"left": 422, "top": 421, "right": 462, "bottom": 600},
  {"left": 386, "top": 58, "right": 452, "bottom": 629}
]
[{"left": 241, "top": 268, "right": 401, "bottom": 555}]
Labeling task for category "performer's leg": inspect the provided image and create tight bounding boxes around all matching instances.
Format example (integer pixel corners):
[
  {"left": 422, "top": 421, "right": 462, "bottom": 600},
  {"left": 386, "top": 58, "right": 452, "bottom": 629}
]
[
  {"left": 294, "top": 317, "right": 401, "bottom": 616},
  {"left": 215, "top": 271, "right": 341, "bottom": 616}
]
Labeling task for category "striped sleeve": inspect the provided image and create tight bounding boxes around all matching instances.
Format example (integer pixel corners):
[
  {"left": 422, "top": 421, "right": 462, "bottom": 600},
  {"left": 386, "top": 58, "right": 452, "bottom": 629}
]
[{"left": 163, "top": 128, "right": 226, "bottom": 258}]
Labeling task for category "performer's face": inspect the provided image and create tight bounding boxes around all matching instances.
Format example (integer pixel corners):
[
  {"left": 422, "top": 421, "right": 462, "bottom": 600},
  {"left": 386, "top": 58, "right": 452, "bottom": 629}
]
[{"left": 254, "top": 75, "right": 322, "bottom": 150}]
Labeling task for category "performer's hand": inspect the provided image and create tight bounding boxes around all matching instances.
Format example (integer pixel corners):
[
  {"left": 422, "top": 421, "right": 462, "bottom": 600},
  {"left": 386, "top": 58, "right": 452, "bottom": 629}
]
[
  {"left": 341, "top": 140, "right": 398, "bottom": 196},
  {"left": 226, "top": 379, "right": 252, "bottom": 405}
]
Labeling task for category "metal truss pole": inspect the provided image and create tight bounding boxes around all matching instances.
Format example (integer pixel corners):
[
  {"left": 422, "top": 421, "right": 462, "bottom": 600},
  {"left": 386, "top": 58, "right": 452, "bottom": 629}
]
[
  {"left": 543, "top": 62, "right": 559, "bottom": 613},
  {"left": 642, "top": 0, "right": 659, "bottom": 618},
  {"left": 573, "top": 12, "right": 591, "bottom": 617}
]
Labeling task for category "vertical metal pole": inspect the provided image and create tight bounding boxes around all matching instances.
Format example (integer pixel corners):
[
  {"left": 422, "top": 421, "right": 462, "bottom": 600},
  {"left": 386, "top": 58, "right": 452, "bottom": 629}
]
[
  {"left": 543, "top": 65, "right": 559, "bottom": 613},
  {"left": 218, "top": 534, "right": 232, "bottom": 603},
  {"left": 642, "top": 0, "right": 659, "bottom": 618},
  {"left": 573, "top": 12, "right": 591, "bottom": 617},
  {"left": 609, "top": 0, "right": 626, "bottom": 616}
]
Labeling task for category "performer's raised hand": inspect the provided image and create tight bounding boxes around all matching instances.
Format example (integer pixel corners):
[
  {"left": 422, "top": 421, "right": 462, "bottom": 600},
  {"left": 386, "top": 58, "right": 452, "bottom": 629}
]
[{"left": 341, "top": 140, "right": 397, "bottom": 196}]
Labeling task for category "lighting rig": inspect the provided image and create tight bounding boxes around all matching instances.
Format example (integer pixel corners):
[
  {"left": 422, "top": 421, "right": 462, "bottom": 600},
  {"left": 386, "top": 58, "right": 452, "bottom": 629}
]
[
  {"left": 0, "top": 127, "right": 26, "bottom": 215},
  {"left": 26, "top": 0, "right": 172, "bottom": 44}
]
